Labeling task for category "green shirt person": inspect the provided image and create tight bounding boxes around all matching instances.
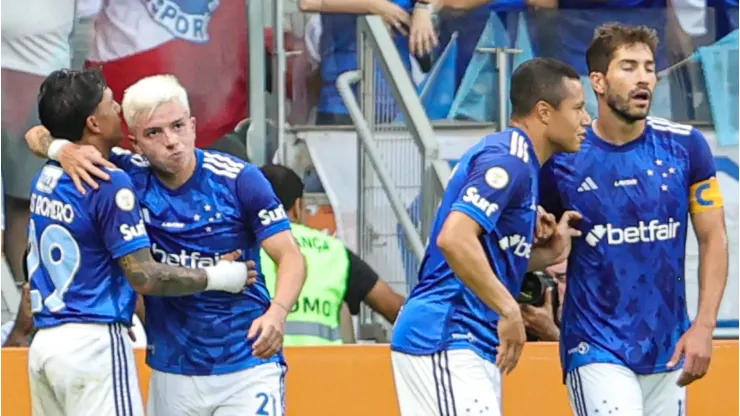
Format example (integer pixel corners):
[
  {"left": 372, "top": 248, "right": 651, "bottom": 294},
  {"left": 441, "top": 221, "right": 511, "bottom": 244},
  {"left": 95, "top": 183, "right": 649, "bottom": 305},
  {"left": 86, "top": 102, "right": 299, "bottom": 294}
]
[{"left": 259, "top": 164, "right": 405, "bottom": 345}]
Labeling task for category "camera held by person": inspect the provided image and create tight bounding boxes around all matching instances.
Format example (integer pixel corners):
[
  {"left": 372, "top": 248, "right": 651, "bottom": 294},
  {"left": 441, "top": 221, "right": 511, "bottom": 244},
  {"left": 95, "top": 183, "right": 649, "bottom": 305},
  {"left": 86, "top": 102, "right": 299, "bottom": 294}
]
[{"left": 516, "top": 262, "right": 567, "bottom": 341}]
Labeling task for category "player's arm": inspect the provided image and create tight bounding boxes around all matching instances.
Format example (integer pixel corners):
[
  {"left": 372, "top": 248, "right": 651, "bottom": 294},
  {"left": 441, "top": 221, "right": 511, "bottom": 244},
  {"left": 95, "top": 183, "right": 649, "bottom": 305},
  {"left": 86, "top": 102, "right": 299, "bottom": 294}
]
[
  {"left": 24, "top": 125, "right": 116, "bottom": 194},
  {"left": 438, "top": 152, "right": 524, "bottom": 318},
  {"left": 667, "top": 128, "right": 729, "bottom": 386},
  {"left": 687, "top": 131, "right": 729, "bottom": 330},
  {"left": 118, "top": 249, "right": 209, "bottom": 295},
  {"left": 238, "top": 166, "right": 306, "bottom": 358},
  {"left": 90, "top": 171, "right": 249, "bottom": 296},
  {"left": 438, "top": 213, "right": 520, "bottom": 316},
  {"left": 238, "top": 167, "right": 307, "bottom": 315},
  {"left": 261, "top": 232, "right": 306, "bottom": 314}
]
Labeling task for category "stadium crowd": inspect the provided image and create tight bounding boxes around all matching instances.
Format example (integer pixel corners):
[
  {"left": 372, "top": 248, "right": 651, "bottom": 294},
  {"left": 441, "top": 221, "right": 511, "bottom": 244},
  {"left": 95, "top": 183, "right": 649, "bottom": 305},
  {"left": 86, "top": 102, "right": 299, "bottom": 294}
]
[{"left": 0, "top": 0, "right": 736, "bottom": 414}]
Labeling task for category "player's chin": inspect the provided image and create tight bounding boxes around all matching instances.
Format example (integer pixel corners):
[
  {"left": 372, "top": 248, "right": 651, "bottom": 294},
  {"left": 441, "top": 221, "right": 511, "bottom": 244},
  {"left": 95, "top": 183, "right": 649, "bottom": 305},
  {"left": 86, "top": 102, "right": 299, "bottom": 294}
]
[
  {"left": 629, "top": 107, "right": 650, "bottom": 120},
  {"left": 563, "top": 138, "right": 583, "bottom": 153}
]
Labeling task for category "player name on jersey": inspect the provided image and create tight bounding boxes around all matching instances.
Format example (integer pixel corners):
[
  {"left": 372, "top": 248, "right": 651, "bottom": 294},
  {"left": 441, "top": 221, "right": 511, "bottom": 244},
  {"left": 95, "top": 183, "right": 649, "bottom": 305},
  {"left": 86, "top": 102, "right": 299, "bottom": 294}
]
[{"left": 29, "top": 194, "right": 75, "bottom": 224}]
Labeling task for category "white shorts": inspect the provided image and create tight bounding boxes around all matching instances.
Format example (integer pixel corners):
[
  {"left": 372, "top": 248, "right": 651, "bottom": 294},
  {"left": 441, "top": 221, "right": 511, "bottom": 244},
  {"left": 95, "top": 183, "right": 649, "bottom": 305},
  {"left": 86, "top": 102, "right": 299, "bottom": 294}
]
[
  {"left": 147, "top": 362, "right": 287, "bottom": 416},
  {"left": 391, "top": 349, "right": 502, "bottom": 416},
  {"left": 566, "top": 363, "right": 685, "bottom": 416},
  {"left": 28, "top": 322, "right": 144, "bottom": 416}
]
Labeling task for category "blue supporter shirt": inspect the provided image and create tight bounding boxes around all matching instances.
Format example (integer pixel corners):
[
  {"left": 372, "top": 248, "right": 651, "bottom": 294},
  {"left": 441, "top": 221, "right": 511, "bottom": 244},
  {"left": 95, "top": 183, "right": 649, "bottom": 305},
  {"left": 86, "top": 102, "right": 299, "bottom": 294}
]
[
  {"left": 539, "top": 117, "right": 723, "bottom": 376},
  {"left": 531, "top": 0, "right": 669, "bottom": 75},
  {"left": 319, "top": 0, "right": 412, "bottom": 116},
  {"left": 27, "top": 163, "right": 151, "bottom": 329},
  {"left": 110, "top": 148, "right": 292, "bottom": 376},
  {"left": 391, "top": 128, "right": 540, "bottom": 361}
]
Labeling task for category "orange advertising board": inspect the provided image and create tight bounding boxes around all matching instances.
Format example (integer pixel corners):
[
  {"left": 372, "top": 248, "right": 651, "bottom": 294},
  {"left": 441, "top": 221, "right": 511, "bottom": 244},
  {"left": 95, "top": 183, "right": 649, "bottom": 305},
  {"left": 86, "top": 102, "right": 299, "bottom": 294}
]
[{"left": 2, "top": 341, "right": 737, "bottom": 415}]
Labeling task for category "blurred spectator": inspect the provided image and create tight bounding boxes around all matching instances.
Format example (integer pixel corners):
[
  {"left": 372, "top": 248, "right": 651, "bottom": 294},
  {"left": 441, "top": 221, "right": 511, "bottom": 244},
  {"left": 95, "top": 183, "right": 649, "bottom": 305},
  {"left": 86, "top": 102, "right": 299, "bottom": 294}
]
[
  {"left": 710, "top": 0, "right": 740, "bottom": 40},
  {"left": 437, "top": 1, "right": 533, "bottom": 91},
  {"left": 81, "top": 0, "right": 249, "bottom": 149},
  {"left": 259, "top": 164, "right": 405, "bottom": 345},
  {"left": 300, "top": 0, "right": 415, "bottom": 125},
  {"left": 1, "top": 0, "right": 76, "bottom": 283},
  {"left": 521, "top": 261, "right": 566, "bottom": 342}
]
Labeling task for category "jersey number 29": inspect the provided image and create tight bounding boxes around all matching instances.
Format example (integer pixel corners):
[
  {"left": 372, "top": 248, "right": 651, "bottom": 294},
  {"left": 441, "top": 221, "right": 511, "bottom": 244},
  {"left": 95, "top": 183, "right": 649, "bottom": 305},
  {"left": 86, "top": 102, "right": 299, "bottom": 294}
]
[{"left": 26, "top": 219, "right": 81, "bottom": 313}]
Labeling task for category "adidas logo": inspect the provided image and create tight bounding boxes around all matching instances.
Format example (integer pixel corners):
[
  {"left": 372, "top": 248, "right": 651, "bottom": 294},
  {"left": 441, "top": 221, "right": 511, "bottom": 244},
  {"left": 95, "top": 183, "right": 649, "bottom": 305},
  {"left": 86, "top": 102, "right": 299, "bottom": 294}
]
[{"left": 578, "top": 177, "right": 599, "bottom": 192}]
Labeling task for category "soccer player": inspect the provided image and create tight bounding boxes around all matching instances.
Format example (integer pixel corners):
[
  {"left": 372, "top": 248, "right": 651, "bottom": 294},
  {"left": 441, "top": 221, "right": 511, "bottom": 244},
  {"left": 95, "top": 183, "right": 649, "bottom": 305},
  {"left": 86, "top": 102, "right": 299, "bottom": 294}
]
[
  {"left": 390, "top": 57, "right": 591, "bottom": 416},
  {"left": 27, "top": 74, "right": 307, "bottom": 416},
  {"left": 26, "top": 69, "right": 253, "bottom": 416},
  {"left": 539, "top": 23, "right": 729, "bottom": 415}
]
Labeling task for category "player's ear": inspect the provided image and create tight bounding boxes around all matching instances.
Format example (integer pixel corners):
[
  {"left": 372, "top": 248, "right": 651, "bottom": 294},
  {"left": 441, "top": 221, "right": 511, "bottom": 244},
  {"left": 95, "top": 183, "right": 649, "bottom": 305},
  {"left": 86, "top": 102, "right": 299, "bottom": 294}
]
[
  {"left": 189, "top": 116, "right": 196, "bottom": 131},
  {"left": 535, "top": 100, "right": 552, "bottom": 125},
  {"left": 589, "top": 72, "right": 606, "bottom": 96},
  {"left": 86, "top": 115, "right": 102, "bottom": 135},
  {"left": 129, "top": 134, "right": 143, "bottom": 154}
]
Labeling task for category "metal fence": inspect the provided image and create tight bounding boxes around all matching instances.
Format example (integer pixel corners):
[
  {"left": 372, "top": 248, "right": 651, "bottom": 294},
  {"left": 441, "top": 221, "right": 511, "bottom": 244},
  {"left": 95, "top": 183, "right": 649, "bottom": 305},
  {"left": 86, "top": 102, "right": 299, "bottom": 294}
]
[{"left": 336, "top": 15, "right": 451, "bottom": 331}]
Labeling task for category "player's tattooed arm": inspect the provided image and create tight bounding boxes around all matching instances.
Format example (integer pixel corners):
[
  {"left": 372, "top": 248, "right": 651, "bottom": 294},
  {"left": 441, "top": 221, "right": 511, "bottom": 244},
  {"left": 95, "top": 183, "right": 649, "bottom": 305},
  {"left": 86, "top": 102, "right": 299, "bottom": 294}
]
[
  {"left": 24, "top": 125, "right": 55, "bottom": 158},
  {"left": 118, "top": 248, "right": 209, "bottom": 296}
]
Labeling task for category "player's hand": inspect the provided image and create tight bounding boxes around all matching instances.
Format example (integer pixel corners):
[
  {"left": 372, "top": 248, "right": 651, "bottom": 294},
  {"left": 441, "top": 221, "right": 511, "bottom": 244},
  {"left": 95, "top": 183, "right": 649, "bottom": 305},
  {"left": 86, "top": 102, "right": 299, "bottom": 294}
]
[
  {"left": 219, "top": 250, "right": 257, "bottom": 290},
  {"left": 246, "top": 260, "right": 259, "bottom": 286},
  {"left": 57, "top": 142, "right": 117, "bottom": 195},
  {"left": 534, "top": 206, "right": 557, "bottom": 246},
  {"left": 16, "top": 283, "right": 34, "bottom": 334},
  {"left": 409, "top": 5, "right": 439, "bottom": 57},
  {"left": 667, "top": 322, "right": 714, "bottom": 386},
  {"left": 542, "top": 211, "right": 582, "bottom": 266},
  {"left": 375, "top": 0, "right": 411, "bottom": 36},
  {"left": 521, "top": 288, "right": 560, "bottom": 341},
  {"left": 248, "top": 304, "right": 289, "bottom": 359},
  {"left": 496, "top": 305, "right": 526, "bottom": 375}
]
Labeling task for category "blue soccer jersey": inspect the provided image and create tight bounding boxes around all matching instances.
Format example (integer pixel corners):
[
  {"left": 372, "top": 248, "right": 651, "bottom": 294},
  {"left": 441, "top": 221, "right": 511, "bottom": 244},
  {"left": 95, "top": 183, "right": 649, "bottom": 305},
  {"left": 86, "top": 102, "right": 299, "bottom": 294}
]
[
  {"left": 110, "top": 148, "right": 292, "bottom": 376},
  {"left": 391, "top": 128, "right": 540, "bottom": 361},
  {"left": 539, "top": 117, "right": 724, "bottom": 376},
  {"left": 27, "top": 163, "right": 151, "bottom": 329}
]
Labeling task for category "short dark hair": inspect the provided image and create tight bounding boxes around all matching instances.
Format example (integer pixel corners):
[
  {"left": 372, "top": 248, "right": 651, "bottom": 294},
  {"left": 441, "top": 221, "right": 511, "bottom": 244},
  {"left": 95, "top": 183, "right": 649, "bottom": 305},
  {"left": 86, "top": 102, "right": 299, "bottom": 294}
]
[
  {"left": 259, "top": 164, "right": 305, "bottom": 210},
  {"left": 510, "top": 58, "right": 581, "bottom": 118},
  {"left": 37, "top": 68, "right": 107, "bottom": 142},
  {"left": 586, "top": 23, "right": 659, "bottom": 74}
]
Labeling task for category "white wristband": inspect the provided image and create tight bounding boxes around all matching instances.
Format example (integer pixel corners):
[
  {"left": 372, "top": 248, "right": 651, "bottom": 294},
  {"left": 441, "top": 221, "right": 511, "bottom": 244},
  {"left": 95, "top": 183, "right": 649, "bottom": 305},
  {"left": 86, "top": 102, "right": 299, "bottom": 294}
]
[
  {"left": 48, "top": 139, "right": 72, "bottom": 161},
  {"left": 204, "top": 261, "right": 248, "bottom": 293}
]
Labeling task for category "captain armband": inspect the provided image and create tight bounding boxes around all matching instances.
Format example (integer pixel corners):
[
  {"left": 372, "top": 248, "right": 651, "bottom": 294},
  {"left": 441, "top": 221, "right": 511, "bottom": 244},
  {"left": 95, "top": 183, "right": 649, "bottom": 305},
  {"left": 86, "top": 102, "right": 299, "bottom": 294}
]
[{"left": 689, "top": 176, "right": 724, "bottom": 213}]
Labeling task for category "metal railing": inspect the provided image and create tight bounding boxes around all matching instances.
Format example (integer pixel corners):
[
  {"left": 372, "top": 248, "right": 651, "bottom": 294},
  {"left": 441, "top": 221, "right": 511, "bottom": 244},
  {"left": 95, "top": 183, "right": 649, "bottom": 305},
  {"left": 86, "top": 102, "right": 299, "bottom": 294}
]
[{"left": 334, "top": 15, "right": 453, "bottom": 338}]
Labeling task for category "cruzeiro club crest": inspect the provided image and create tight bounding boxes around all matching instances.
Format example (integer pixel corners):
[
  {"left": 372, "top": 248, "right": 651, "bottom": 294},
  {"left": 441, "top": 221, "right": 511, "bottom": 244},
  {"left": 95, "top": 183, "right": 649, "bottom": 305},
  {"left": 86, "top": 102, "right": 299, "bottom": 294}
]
[{"left": 144, "top": 0, "right": 221, "bottom": 44}]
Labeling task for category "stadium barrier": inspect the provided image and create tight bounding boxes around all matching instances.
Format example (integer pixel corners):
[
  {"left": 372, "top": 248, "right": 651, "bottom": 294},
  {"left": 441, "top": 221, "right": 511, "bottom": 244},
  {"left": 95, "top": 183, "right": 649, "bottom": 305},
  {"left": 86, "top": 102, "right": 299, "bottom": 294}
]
[{"left": 2, "top": 341, "right": 737, "bottom": 415}]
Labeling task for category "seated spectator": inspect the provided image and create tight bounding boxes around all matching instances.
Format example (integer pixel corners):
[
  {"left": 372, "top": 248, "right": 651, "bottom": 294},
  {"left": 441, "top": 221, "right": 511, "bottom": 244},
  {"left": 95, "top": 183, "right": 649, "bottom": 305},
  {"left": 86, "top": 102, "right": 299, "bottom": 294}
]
[{"left": 259, "top": 164, "right": 406, "bottom": 345}]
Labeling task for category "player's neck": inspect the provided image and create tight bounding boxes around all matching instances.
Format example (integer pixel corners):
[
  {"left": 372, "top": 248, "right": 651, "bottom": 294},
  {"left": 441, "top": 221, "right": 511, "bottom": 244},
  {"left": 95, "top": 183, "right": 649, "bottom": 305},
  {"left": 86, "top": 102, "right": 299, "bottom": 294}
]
[
  {"left": 509, "top": 121, "right": 554, "bottom": 165},
  {"left": 154, "top": 152, "right": 198, "bottom": 190},
  {"left": 79, "top": 135, "right": 113, "bottom": 159},
  {"left": 593, "top": 109, "right": 647, "bottom": 146}
]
